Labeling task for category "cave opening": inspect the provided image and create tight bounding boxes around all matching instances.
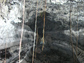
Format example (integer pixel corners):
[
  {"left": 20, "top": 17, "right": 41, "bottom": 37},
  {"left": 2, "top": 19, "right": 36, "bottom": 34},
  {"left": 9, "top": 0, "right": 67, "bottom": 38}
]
[
  {"left": 27, "top": 12, "right": 66, "bottom": 37},
  {"left": 25, "top": 12, "right": 79, "bottom": 63}
]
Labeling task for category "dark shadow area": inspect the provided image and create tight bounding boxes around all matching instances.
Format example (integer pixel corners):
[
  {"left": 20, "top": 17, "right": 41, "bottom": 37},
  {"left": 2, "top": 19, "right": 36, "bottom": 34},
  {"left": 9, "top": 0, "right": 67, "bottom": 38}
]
[
  {"left": 26, "top": 12, "right": 69, "bottom": 37},
  {"left": 0, "top": 49, "right": 11, "bottom": 60}
]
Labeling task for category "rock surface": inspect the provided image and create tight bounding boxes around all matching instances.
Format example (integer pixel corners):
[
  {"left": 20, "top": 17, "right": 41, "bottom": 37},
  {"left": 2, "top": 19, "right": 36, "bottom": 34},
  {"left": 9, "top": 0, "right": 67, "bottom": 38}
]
[
  {"left": 0, "top": 0, "right": 34, "bottom": 62},
  {"left": 25, "top": 0, "right": 84, "bottom": 63},
  {"left": 0, "top": 0, "right": 84, "bottom": 63}
]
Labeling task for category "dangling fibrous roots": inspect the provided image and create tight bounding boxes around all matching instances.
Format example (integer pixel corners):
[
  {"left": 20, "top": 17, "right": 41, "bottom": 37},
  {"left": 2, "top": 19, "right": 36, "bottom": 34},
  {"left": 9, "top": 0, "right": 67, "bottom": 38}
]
[
  {"left": 19, "top": 0, "right": 25, "bottom": 63},
  {"left": 42, "top": 0, "right": 46, "bottom": 51},
  {"left": 75, "top": 2, "right": 79, "bottom": 63},
  {"left": 32, "top": 0, "right": 38, "bottom": 63},
  {"left": 69, "top": 1, "right": 76, "bottom": 63}
]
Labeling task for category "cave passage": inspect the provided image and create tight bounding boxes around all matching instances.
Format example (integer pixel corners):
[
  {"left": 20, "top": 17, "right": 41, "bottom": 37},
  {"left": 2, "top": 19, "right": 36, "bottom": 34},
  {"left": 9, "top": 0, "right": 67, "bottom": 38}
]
[{"left": 27, "top": 12, "right": 69, "bottom": 37}]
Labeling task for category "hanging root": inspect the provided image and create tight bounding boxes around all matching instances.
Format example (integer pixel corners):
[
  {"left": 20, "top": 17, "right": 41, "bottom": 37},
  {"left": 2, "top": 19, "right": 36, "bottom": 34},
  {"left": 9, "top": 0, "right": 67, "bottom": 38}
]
[
  {"left": 32, "top": 0, "right": 38, "bottom": 63},
  {"left": 69, "top": 2, "right": 76, "bottom": 63},
  {"left": 19, "top": 0, "right": 25, "bottom": 63},
  {"left": 75, "top": 2, "right": 79, "bottom": 63},
  {"left": 35, "top": 29, "right": 38, "bottom": 58},
  {"left": 42, "top": 0, "right": 46, "bottom": 51},
  {"left": 4, "top": 43, "right": 7, "bottom": 63}
]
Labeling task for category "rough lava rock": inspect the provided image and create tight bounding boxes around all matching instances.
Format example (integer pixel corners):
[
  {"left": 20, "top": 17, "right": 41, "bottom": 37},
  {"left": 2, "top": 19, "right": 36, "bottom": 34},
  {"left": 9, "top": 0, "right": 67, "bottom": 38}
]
[{"left": 0, "top": 0, "right": 84, "bottom": 63}]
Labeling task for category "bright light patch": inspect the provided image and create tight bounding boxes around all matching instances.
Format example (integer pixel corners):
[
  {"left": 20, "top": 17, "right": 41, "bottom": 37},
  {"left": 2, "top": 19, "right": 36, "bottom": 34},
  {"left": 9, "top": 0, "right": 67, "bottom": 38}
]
[{"left": 47, "top": 0, "right": 67, "bottom": 4}]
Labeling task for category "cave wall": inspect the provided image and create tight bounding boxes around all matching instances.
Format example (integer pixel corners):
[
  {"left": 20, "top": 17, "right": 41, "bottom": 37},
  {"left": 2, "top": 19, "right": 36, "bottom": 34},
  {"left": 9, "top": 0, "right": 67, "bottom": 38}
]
[{"left": 0, "top": 0, "right": 84, "bottom": 63}]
